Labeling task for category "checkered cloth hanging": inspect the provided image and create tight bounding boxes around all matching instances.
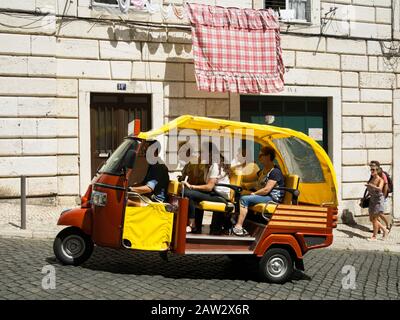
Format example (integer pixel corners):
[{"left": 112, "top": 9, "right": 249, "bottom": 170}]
[{"left": 186, "top": 3, "right": 285, "bottom": 94}]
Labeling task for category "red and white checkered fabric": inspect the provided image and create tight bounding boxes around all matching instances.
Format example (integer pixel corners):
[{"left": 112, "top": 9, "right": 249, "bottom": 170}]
[{"left": 186, "top": 3, "right": 285, "bottom": 94}]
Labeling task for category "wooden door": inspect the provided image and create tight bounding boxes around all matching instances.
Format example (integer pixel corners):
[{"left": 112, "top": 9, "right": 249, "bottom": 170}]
[{"left": 90, "top": 93, "right": 151, "bottom": 178}]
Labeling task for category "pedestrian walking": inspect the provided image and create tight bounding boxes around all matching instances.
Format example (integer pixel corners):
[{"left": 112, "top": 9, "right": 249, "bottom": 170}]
[
  {"left": 366, "top": 164, "right": 388, "bottom": 241},
  {"left": 368, "top": 161, "right": 393, "bottom": 232}
]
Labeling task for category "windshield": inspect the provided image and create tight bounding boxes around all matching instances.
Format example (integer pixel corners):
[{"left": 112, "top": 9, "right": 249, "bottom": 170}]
[
  {"left": 273, "top": 137, "right": 325, "bottom": 183},
  {"left": 98, "top": 139, "right": 138, "bottom": 175}
]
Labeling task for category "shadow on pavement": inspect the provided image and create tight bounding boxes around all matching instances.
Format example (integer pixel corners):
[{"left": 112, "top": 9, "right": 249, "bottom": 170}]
[
  {"left": 335, "top": 228, "right": 369, "bottom": 239},
  {"left": 45, "top": 246, "right": 311, "bottom": 283},
  {"left": 350, "top": 224, "right": 371, "bottom": 233}
]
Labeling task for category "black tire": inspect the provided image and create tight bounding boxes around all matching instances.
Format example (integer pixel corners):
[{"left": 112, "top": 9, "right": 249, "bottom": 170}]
[
  {"left": 259, "top": 248, "right": 293, "bottom": 284},
  {"left": 53, "top": 226, "right": 94, "bottom": 266}
]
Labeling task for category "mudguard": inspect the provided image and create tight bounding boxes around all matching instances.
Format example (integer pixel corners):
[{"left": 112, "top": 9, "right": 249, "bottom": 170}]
[
  {"left": 254, "top": 234, "right": 303, "bottom": 259},
  {"left": 57, "top": 208, "right": 93, "bottom": 235}
]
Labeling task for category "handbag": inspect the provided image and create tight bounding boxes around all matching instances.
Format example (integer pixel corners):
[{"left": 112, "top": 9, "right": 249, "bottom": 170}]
[
  {"left": 359, "top": 188, "right": 370, "bottom": 208},
  {"left": 360, "top": 196, "right": 370, "bottom": 208}
]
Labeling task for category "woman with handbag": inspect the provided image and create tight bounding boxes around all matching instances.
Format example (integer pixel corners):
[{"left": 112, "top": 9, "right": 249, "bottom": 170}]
[{"left": 366, "top": 165, "right": 388, "bottom": 241}]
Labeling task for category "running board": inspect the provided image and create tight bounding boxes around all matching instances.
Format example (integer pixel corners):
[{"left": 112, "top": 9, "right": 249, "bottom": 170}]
[
  {"left": 185, "top": 250, "right": 254, "bottom": 255},
  {"left": 184, "top": 242, "right": 255, "bottom": 253},
  {"left": 186, "top": 234, "right": 256, "bottom": 242}
]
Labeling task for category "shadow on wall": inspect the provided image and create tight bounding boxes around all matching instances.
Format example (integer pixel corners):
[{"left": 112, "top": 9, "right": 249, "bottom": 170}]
[{"left": 106, "top": 25, "right": 192, "bottom": 54}]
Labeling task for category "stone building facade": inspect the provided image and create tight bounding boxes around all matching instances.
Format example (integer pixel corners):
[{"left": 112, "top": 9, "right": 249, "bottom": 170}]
[{"left": 0, "top": 0, "right": 399, "bottom": 220}]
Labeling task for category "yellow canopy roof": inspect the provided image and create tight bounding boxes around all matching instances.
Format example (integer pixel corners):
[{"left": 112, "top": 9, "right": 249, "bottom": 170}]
[{"left": 139, "top": 115, "right": 338, "bottom": 206}]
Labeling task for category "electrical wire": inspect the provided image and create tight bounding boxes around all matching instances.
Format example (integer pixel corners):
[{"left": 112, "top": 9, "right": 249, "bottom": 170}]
[
  {"left": 0, "top": 11, "right": 53, "bottom": 29},
  {"left": 0, "top": 6, "right": 397, "bottom": 42}
]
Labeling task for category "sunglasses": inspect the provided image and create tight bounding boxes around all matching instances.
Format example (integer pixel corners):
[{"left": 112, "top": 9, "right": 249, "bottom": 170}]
[{"left": 370, "top": 168, "right": 377, "bottom": 172}]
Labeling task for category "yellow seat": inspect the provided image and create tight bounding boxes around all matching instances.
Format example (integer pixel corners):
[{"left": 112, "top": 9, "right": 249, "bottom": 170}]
[
  {"left": 168, "top": 180, "right": 180, "bottom": 196},
  {"left": 281, "top": 175, "right": 300, "bottom": 205},
  {"left": 198, "top": 168, "right": 243, "bottom": 213},
  {"left": 250, "top": 203, "right": 279, "bottom": 214},
  {"left": 249, "top": 174, "right": 300, "bottom": 214},
  {"left": 197, "top": 201, "right": 235, "bottom": 212},
  {"left": 240, "top": 162, "right": 260, "bottom": 191}
]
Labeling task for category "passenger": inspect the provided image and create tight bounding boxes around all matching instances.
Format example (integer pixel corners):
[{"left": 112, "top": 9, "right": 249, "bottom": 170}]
[
  {"left": 182, "top": 142, "right": 231, "bottom": 234},
  {"left": 177, "top": 141, "right": 205, "bottom": 186},
  {"left": 128, "top": 141, "right": 170, "bottom": 203},
  {"left": 230, "top": 146, "right": 247, "bottom": 171},
  {"left": 233, "top": 146, "right": 285, "bottom": 237}
]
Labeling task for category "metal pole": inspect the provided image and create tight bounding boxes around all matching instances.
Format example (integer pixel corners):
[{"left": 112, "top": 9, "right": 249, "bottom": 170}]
[{"left": 21, "top": 176, "right": 26, "bottom": 230}]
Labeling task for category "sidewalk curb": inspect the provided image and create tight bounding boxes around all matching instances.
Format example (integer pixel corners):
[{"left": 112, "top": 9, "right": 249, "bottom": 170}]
[
  {"left": 0, "top": 229, "right": 61, "bottom": 240},
  {"left": 328, "top": 243, "right": 400, "bottom": 253}
]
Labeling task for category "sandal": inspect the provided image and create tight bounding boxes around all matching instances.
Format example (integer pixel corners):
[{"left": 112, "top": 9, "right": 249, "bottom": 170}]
[
  {"left": 367, "top": 237, "right": 377, "bottom": 241},
  {"left": 186, "top": 225, "right": 199, "bottom": 234},
  {"left": 382, "top": 229, "right": 389, "bottom": 241},
  {"left": 232, "top": 227, "right": 250, "bottom": 237}
]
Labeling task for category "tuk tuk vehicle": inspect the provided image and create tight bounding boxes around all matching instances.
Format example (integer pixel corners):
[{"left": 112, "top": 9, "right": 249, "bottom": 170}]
[{"left": 53, "top": 115, "right": 338, "bottom": 284}]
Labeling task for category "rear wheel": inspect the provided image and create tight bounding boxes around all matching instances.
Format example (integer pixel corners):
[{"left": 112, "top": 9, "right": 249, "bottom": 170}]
[
  {"left": 259, "top": 248, "right": 293, "bottom": 284},
  {"left": 53, "top": 227, "right": 94, "bottom": 266}
]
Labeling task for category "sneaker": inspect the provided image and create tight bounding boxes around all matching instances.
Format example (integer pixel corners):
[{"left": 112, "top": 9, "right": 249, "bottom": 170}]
[{"left": 232, "top": 227, "right": 250, "bottom": 237}]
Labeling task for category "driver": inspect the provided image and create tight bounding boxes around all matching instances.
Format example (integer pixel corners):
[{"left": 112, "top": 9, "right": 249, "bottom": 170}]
[{"left": 129, "top": 141, "right": 170, "bottom": 203}]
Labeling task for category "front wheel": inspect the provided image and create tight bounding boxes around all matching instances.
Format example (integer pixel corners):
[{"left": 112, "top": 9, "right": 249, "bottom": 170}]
[
  {"left": 53, "top": 226, "right": 94, "bottom": 266},
  {"left": 259, "top": 248, "right": 293, "bottom": 284}
]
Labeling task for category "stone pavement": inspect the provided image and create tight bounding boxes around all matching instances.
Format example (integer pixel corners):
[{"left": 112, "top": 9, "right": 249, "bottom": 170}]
[
  {"left": 0, "top": 238, "right": 399, "bottom": 300},
  {"left": 0, "top": 202, "right": 399, "bottom": 252}
]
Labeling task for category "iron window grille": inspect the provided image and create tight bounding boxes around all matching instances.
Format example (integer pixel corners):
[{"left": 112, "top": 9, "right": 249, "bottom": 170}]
[{"left": 92, "top": 0, "right": 118, "bottom": 6}]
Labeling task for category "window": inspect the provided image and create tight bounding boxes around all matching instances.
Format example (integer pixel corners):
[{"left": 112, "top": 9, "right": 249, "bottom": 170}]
[
  {"left": 272, "top": 137, "right": 325, "bottom": 183},
  {"left": 93, "top": 0, "right": 118, "bottom": 4},
  {"left": 99, "top": 139, "right": 138, "bottom": 175},
  {"left": 265, "top": 0, "right": 311, "bottom": 23}
]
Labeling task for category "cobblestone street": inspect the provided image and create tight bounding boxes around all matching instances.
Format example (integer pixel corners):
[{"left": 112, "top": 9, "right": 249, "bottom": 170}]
[{"left": 0, "top": 238, "right": 399, "bottom": 300}]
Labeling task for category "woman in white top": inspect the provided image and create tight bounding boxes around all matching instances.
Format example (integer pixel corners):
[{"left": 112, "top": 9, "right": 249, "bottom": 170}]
[{"left": 183, "top": 142, "right": 231, "bottom": 233}]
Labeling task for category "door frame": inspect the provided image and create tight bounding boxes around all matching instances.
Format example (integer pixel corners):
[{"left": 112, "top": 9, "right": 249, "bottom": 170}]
[
  {"left": 232, "top": 86, "right": 342, "bottom": 212},
  {"left": 89, "top": 93, "right": 152, "bottom": 178},
  {"left": 78, "top": 80, "right": 164, "bottom": 195}
]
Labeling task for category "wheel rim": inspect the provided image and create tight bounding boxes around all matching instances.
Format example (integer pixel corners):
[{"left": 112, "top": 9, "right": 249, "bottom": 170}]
[
  {"left": 61, "top": 235, "right": 86, "bottom": 259},
  {"left": 266, "top": 255, "right": 287, "bottom": 278}
]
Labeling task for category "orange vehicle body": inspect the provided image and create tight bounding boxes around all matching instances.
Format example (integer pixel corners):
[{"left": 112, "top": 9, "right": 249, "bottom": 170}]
[
  {"left": 57, "top": 137, "right": 338, "bottom": 266},
  {"left": 54, "top": 116, "right": 339, "bottom": 282}
]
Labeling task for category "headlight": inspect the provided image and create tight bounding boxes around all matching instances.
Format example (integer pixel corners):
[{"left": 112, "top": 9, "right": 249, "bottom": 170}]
[{"left": 91, "top": 191, "right": 107, "bottom": 207}]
